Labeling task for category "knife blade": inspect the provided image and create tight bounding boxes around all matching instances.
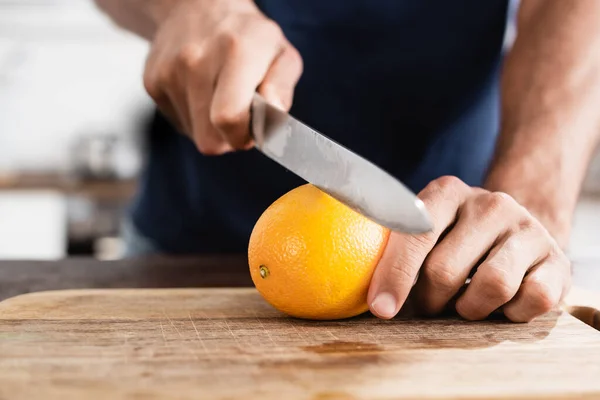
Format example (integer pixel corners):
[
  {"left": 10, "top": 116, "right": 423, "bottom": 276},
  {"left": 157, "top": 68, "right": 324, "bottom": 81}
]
[{"left": 250, "top": 93, "right": 433, "bottom": 234}]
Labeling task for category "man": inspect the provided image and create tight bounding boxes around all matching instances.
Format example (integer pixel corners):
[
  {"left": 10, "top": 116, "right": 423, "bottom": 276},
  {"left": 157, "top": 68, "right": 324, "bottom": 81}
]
[{"left": 94, "top": 0, "right": 600, "bottom": 322}]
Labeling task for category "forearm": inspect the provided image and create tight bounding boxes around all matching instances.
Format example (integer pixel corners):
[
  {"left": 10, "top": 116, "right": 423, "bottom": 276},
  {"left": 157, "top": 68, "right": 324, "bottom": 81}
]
[
  {"left": 484, "top": 0, "right": 600, "bottom": 248},
  {"left": 93, "top": 0, "right": 179, "bottom": 40}
]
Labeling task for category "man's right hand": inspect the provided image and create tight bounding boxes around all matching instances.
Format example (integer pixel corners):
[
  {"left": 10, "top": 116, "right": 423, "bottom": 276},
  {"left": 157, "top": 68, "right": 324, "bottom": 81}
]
[{"left": 143, "top": 0, "right": 303, "bottom": 154}]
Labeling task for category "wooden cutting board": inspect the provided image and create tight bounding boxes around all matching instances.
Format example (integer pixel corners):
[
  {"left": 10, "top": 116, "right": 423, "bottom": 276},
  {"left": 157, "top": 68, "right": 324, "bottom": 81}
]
[{"left": 0, "top": 287, "right": 598, "bottom": 400}]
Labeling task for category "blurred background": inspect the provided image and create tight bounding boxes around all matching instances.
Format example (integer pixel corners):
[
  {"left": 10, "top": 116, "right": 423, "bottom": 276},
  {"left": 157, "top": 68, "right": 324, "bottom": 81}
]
[
  {"left": 0, "top": 0, "right": 151, "bottom": 260},
  {"left": 0, "top": 0, "right": 599, "bottom": 261}
]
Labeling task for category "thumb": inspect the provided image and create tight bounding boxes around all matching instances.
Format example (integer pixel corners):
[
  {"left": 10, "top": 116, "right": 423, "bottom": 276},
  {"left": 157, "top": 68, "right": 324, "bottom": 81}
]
[{"left": 258, "top": 44, "right": 303, "bottom": 111}]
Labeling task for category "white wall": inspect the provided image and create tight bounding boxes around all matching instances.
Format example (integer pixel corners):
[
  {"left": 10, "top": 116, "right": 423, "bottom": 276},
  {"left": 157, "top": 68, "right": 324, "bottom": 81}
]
[
  {"left": 0, "top": 190, "right": 67, "bottom": 259},
  {"left": 0, "top": 0, "right": 153, "bottom": 174}
]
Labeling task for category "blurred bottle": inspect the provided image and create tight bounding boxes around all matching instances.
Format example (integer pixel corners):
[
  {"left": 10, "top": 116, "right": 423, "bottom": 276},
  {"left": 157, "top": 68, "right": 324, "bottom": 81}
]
[{"left": 69, "top": 132, "right": 142, "bottom": 181}]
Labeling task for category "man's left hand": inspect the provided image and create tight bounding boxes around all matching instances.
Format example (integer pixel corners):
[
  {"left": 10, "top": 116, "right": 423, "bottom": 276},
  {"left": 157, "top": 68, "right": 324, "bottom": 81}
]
[{"left": 367, "top": 176, "right": 572, "bottom": 322}]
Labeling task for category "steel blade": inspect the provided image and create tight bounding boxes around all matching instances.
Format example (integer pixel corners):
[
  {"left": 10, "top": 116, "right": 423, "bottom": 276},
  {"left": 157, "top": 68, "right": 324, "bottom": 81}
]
[{"left": 251, "top": 93, "right": 432, "bottom": 234}]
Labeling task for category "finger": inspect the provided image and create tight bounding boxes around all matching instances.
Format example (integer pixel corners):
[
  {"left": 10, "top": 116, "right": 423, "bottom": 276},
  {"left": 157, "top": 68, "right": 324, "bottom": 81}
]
[
  {"left": 257, "top": 44, "right": 303, "bottom": 111},
  {"left": 211, "top": 23, "right": 292, "bottom": 149},
  {"left": 144, "top": 51, "right": 191, "bottom": 136},
  {"left": 367, "top": 176, "right": 471, "bottom": 319},
  {"left": 190, "top": 105, "right": 234, "bottom": 155},
  {"left": 144, "top": 67, "right": 188, "bottom": 135},
  {"left": 502, "top": 252, "right": 571, "bottom": 322},
  {"left": 167, "top": 86, "right": 193, "bottom": 137},
  {"left": 455, "top": 223, "right": 552, "bottom": 321},
  {"left": 181, "top": 44, "right": 233, "bottom": 155},
  {"left": 414, "top": 194, "right": 512, "bottom": 315},
  {"left": 153, "top": 89, "right": 189, "bottom": 135}
]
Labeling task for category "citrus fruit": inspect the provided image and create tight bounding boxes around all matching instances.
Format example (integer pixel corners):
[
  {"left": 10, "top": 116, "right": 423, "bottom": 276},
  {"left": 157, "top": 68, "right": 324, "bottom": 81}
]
[{"left": 248, "top": 183, "right": 390, "bottom": 320}]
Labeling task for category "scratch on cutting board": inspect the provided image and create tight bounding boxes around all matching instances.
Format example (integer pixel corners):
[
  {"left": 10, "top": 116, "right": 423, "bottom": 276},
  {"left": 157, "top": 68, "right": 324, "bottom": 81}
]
[
  {"left": 327, "top": 329, "right": 339, "bottom": 341},
  {"left": 188, "top": 313, "right": 209, "bottom": 354},
  {"left": 157, "top": 315, "right": 199, "bottom": 360},
  {"left": 163, "top": 310, "right": 183, "bottom": 338},
  {"left": 159, "top": 320, "right": 167, "bottom": 344},
  {"left": 223, "top": 318, "right": 253, "bottom": 362},
  {"left": 223, "top": 318, "right": 241, "bottom": 346},
  {"left": 294, "top": 320, "right": 314, "bottom": 342},
  {"left": 253, "top": 311, "right": 277, "bottom": 347},
  {"left": 362, "top": 318, "right": 381, "bottom": 344},
  {"left": 288, "top": 320, "right": 308, "bottom": 344}
]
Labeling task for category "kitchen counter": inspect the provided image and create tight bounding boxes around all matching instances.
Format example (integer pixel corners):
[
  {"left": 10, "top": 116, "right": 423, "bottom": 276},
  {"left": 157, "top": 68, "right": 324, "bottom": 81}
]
[
  {"left": 0, "top": 173, "right": 139, "bottom": 258},
  {"left": 0, "top": 255, "right": 252, "bottom": 301},
  {"left": 0, "top": 172, "right": 137, "bottom": 201},
  {"left": 0, "top": 255, "right": 597, "bottom": 302}
]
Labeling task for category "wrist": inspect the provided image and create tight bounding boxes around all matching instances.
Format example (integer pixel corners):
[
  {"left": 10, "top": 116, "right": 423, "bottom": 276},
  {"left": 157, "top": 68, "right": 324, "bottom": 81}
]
[
  {"left": 145, "top": 0, "right": 178, "bottom": 26},
  {"left": 484, "top": 160, "right": 574, "bottom": 249}
]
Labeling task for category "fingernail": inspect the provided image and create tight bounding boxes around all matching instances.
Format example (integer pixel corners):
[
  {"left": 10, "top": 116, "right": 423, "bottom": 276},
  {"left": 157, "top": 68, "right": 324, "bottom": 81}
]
[{"left": 371, "top": 292, "right": 398, "bottom": 319}]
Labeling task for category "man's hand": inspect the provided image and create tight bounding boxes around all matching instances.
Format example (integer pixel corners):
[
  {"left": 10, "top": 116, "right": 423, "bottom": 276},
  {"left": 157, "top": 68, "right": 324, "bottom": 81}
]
[
  {"left": 142, "top": 0, "right": 303, "bottom": 154},
  {"left": 367, "top": 176, "right": 571, "bottom": 322}
]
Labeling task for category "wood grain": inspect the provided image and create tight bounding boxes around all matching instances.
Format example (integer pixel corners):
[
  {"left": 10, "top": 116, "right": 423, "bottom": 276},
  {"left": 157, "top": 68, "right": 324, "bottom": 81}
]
[{"left": 0, "top": 288, "right": 599, "bottom": 400}]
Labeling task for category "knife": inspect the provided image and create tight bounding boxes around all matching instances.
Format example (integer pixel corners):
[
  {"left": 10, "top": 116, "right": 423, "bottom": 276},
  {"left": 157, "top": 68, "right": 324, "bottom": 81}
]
[{"left": 250, "top": 93, "right": 433, "bottom": 234}]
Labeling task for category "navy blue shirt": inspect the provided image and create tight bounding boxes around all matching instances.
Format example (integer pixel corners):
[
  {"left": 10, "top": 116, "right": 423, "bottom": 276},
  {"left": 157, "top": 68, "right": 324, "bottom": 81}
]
[{"left": 130, "top": 0, "right": 510, "bottom": 254}]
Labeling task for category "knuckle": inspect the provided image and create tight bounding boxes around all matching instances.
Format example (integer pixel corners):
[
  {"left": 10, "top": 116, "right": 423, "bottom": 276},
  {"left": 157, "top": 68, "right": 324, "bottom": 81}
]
[
  {"left": 461, "top": 196, "right": 485, "bottom": 219},
  {"left": 484, "top": 191, "right": 514, "bottom": 212},
  {"left": 423, "top": 257, "right": 459, "bottom": 292},
  {"left": 155, "top": 67, "right": 174, "bottom": 90},
  {"left": 526, "top": 277, "right": 557, "bottom": 313},
  {"left": 217, "top": 29, "right": 247, "bottom": 57},
  {"left": 499, "top": 236, "right": 522, "bottom": 256},
  {"left": 210, "top": 107, "right": 245, "bottom": 135},
  {"left": 143, "top": 61, "right": 170, "bottom": 100},
  {"left": 471, "top": 191, "right": 519, "bottom": 222},
  {"left": 516, "top": 216, "right": 538, "bottom": 233},
  {"left": 479, "top": 266, "right": 515, "bottom": 303},
  {"left": 142, "top": 71, "right": 160, "bottom": 99},
  {"left": 177, "top": 43, "right": 205, "bottom": 69},
  {"left": 387, "top": 257, "right": 417, "bottom": 284},
  {"left": 538, "top": 245, "right": 567, "bottom": 275},
  {"left": 218, "top": 29, "right": 242, "bottom": 55},
  {"left": 419, "top": 175, "right": 468, "bottom": 206},
  {"left": 261, "top": 19, "right": 284, "bottom": 38},
  {"left": 407, "top": 231, "right": 437, "bottom": 253},
  {"left": 548, "top": 243, "right": 567, "bottom": 262},
  {"left": 433, "top": 175, "right": 465, "bottom": 193}
]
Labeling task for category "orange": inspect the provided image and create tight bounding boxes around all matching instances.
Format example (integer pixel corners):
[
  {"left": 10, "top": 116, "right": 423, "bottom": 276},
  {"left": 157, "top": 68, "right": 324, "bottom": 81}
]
[{"left": 248, "top": 183, "right": 390, "bottom": 320}]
